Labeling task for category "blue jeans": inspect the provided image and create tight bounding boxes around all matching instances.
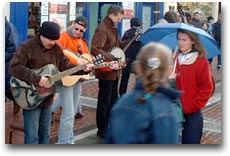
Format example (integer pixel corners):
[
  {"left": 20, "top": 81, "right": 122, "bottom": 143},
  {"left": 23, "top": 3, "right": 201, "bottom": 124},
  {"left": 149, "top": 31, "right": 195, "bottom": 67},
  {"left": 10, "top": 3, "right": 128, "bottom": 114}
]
[
  {"left": 53, "top": 81, "right": 82, "bottom": 144},
  {"left": 23, "top": 106, "right": 52, "bottom": 144},
  {"left": 52, "top": 82, "right": 82, "bottom": 114}
]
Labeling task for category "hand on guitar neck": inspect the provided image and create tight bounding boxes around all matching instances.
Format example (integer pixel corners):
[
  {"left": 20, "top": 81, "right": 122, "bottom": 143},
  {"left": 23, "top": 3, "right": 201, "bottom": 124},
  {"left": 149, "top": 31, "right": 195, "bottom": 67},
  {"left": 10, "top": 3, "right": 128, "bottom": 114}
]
[{"left": 104, "top": 61, "right": 120, "bottom": 70}]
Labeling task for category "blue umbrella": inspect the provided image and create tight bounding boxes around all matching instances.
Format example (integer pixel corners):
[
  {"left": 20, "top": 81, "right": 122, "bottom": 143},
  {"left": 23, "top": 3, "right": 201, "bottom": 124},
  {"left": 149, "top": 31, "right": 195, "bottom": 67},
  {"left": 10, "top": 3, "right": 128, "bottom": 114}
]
[{"left": 140, "top": 23, "right": 220, "bottom": 59}]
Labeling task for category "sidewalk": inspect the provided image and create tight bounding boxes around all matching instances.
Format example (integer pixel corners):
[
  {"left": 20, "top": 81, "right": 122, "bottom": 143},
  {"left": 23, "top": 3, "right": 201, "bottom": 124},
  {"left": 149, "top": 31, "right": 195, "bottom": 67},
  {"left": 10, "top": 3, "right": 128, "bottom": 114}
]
[{"left": 5, "top": 57, "right": 222, "bottom": 144}]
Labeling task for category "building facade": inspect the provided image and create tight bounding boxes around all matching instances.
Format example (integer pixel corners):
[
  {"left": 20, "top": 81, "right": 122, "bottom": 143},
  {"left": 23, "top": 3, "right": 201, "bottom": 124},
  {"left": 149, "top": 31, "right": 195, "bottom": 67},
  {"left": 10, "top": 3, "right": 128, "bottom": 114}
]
[{"left": 6, "top": 2, "right": 219, "bottom": 48}]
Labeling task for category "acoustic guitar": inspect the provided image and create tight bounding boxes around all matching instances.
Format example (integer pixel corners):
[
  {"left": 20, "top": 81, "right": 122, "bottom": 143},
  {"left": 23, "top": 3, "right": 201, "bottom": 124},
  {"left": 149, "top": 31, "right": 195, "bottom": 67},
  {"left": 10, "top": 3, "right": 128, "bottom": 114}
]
[
  {"left": 61, "top": 50, "right": 126, "bottom": 86},
  {"left": 10, "top": 55, "right": 104, "bottom": 110},
  {"left": 61, "top": 49, "right": 93, "bottom": 87},
  {"left": 10, "top": 64, "right": 88, "bottom": 110}
]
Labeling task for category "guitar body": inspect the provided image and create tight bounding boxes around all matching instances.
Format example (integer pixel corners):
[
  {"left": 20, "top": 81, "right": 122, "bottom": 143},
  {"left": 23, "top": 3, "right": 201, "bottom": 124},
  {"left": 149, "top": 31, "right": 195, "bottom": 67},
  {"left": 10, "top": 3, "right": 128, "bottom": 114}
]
[
  {"left": 10, "top": 64, "right": 63, "bottom": 110},
  {"left": 61, "top": 74, "right": 90, "bottom": 87},
  {"left": 61, "top": 50, "right": 93, "bottom": 86}
]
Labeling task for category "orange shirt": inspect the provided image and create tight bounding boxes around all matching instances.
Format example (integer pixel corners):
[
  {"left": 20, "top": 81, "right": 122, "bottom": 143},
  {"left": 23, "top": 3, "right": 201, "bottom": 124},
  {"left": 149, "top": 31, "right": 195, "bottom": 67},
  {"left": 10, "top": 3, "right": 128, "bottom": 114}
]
[{"left": 57, "top": 31, "right": 90, "bottom": 64}]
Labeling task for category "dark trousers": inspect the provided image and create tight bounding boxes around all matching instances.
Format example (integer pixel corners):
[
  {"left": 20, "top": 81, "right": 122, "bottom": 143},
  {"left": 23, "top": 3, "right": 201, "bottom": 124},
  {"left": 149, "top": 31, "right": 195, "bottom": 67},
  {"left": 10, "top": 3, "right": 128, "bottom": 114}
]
[
  {"left": 217, "top": 41, "right": 221, "bottom": 65},
  {"left": 182, "top": 111, "right": 203, "bottom": 144},
  {"left": 96, "top": 79, "right": 118, "bottom": 135},
  {"left": 119, "top": 70, "right": 131, "bottom": 96}
]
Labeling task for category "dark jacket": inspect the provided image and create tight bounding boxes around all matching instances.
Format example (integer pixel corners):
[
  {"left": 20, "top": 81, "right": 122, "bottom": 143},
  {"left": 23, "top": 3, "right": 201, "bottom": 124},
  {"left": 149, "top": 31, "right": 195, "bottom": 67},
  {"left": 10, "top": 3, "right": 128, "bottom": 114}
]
[
  {"left": 91, "top": 16, "right": 126, "bottom": 80},
  {"left": 105, "top": 80, "right": 181, "bottom": 144},
  {"left": 122, "top": 27, "right": 143, "bottom": 73},
  {"left": 9, "top": 34, "right": 86, "bottom": 107},
  {"left": 190, "top": 18, "right": 202, "bottom": 28},
  {"left": 212, "top": 21, "right": 221, "bottom": 42}
]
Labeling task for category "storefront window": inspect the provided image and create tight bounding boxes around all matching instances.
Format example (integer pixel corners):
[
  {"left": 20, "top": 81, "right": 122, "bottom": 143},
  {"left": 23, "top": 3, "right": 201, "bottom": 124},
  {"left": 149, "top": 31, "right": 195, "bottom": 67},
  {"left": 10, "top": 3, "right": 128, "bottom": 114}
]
[
  {"left": 180, "top": 2, "right": 215, "bottom": 21},
  {"left": 28, "top": 2, "right": 41, "bottom": 35}
]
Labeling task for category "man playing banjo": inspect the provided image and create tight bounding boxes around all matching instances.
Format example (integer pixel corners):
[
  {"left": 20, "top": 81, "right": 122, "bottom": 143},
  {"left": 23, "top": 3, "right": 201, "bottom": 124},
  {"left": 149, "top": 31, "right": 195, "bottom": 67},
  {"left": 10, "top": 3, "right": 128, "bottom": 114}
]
[{"left": 91, "top": 5, "right": 129, "bottom": 138}]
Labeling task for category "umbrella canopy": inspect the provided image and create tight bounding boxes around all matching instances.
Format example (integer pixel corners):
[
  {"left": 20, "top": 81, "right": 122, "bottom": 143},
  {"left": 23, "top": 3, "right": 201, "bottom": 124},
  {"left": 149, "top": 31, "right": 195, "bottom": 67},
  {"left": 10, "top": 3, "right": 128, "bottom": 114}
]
[{"left": 140, "top": 23, "right": 220, "bottom": 59}]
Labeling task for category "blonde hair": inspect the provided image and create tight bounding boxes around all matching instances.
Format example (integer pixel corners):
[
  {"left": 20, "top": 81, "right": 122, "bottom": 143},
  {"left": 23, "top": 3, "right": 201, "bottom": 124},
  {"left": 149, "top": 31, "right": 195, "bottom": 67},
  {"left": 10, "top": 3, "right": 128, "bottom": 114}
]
[
  {"left": 135, "top": 42, "right": 172, "bottom": 101},
  {"left": 52, "top": 18, "right": 65, "bottom": 32}
]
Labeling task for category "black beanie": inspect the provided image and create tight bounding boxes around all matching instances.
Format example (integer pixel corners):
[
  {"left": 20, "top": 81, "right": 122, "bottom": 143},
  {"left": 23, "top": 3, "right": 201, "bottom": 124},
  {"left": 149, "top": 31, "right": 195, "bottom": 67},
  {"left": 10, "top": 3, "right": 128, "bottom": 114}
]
[
  {"left": 74, "top": 16, "right": 88, "bottom": 28},
  {"left": 130, "top": 17, "right": 142, "bottom": 27},
  {"left": 39, "top": 21, "right": 60, "bottom": 40}
]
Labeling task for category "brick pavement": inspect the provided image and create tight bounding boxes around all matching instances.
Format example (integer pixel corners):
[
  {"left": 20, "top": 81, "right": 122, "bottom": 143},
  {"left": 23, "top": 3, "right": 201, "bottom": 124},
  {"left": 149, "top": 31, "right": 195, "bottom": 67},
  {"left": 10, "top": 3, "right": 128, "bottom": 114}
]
[{"left": 5, "top": 56, "right": 222, "bottom": 144}]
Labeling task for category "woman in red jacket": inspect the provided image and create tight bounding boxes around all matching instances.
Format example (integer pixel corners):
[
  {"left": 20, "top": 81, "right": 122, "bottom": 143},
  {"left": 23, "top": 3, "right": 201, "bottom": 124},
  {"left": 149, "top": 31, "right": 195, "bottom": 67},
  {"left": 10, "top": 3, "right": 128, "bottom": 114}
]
[{"left": 174, "top": 29, "right": 214, "bottom": 144}]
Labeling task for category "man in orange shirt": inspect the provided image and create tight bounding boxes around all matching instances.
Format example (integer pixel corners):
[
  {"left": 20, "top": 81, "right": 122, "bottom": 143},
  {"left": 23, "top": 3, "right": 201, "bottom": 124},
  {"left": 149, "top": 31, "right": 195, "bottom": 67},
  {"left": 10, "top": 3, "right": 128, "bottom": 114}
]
[{"left": 52, "top": 16, "right": 89, "bottom": 144}]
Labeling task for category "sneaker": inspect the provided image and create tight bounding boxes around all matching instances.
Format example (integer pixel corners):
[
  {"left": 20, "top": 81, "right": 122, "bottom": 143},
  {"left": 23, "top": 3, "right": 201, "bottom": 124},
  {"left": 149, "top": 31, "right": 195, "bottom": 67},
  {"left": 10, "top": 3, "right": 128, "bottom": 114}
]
[{"left": 217, "top": 64, "right": 221, "bottom": 68}]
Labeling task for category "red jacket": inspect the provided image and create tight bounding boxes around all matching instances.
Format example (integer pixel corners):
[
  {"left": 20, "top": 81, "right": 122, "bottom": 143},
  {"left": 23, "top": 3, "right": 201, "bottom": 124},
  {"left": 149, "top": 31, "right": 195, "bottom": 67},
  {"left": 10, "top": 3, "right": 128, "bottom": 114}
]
[{"left": 175, "top": 52, "right": 214, "bottom": 114}]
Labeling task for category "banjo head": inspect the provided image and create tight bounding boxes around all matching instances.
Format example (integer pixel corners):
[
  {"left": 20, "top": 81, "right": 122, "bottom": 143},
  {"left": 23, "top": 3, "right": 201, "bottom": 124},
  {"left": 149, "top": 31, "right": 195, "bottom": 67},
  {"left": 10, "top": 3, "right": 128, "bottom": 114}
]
[{"left": 110, "top": 48, "right": 126, "bottom": 61}]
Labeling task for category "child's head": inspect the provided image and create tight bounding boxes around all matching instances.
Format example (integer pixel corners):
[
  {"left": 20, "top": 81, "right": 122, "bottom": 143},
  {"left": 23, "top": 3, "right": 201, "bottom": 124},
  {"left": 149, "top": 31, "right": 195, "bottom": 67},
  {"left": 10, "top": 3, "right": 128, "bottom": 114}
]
[{"left": 134, "top": 42, "right": 172, "bottom": 93}]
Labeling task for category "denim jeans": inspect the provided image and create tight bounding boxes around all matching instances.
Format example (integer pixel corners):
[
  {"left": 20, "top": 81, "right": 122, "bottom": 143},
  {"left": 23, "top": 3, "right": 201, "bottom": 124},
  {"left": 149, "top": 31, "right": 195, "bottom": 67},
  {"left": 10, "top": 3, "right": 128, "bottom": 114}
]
[
  {"left": 52, "top": 82, "right": 82, "bottom": 114},
  {"left": 23, "top": 105, "right": 52, "bottom": 144},
  {"left": 54, "top": 81, "right": 82, "bottom": 144}
]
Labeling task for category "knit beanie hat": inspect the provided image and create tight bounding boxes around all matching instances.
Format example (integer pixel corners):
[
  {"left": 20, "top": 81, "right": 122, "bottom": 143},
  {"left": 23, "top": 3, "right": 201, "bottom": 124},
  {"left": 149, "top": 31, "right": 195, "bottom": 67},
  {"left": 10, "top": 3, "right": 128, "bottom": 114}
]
[
  {"left": 74, "top": 16, "right": 88, "bottom": 28},
  {"left": 39, "top": 21, "right": 60, "bottom": 40},
  {"left": 130, "top": 17, "right": 142, "bottom": 27}
]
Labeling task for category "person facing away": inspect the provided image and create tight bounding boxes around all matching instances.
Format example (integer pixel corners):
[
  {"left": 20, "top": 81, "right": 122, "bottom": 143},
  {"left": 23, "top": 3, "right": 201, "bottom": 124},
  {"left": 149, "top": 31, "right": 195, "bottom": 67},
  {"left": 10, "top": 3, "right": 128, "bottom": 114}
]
[
  {"left": 52, "top": 16, "right": 90, "bottom": 144},
  {"left": 91, "top": 4, "right": 128, "bottom": 138},
  {"left": 212, "top": 12, "right": 221, "bottom": 68},
  {"left": 119, "top": 17, "right": 143, "bottom": 96},
  {"left": 158, "top": 10, "right": 181, "bottom": 23},
  {"left": 174, "top": 29, "right": 214, "bottom": 144},
  {"left": 9, "top": 21, "right": 93, "bottom": 144},
  {"left": 105, "top": 42, "right": 182, "bottom": 144},
  {"left": 5, "top": 17, "right": 20, "bottom": 114}
]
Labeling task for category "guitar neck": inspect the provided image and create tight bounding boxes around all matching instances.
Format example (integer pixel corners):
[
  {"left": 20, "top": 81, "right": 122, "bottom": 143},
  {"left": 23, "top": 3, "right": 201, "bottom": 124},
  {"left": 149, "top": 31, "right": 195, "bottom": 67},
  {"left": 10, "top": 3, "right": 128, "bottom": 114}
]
[
  {"left": 51, "top": 65, "right": 85, "bottom": 82},
  {"left": 123, "top": 28, "right": 141, "bottom": 52}
]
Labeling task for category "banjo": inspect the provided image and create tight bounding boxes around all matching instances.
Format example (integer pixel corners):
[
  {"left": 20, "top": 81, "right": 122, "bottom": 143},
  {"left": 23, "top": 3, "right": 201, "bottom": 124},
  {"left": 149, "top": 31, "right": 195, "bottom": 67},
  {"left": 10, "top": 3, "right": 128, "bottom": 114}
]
[{"left": 109, "top": 26, "right": 142, "bottom": 62}]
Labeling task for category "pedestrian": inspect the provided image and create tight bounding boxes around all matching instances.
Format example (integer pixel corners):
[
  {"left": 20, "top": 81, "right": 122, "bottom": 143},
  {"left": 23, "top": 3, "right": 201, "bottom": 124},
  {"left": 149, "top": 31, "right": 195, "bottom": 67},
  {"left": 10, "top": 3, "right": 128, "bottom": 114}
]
[
  {"left": 5, "top": 17, "right": 20, "bottom": 114},
  {"left": 174, "top": 29, "right": 214, "bottom": 144},
  {"left": 190, "top": 12, "right": 202, "bottom": 28},
  {"left": 52, "top": 16, "right": 91, "bottom": 144},
  {"left": 212, "top": 13, "right": 221, "bottom": 68},
  {"left": 201, "top": 22, "right": 214, "bottom": 63},
  {"left": 207, "top": 16, "right": 214, "bottom": 33},
  {"left": 105, "top": 42, "right": 182, "bottom": 144},
  {"left": 158, "top": 10, "right": 181, "bottom": 23},
  {"left": 202, "top": 22, "right": 213, "bottom": 36},
  {"left": 9, "top": 21, "right": 93, "bottom": 144},
  {"left": 119, "top": 17, "right": 143, "bottom": 96},
  {"left": 91, "top": 5, "right": 127, "bottom": 138}
]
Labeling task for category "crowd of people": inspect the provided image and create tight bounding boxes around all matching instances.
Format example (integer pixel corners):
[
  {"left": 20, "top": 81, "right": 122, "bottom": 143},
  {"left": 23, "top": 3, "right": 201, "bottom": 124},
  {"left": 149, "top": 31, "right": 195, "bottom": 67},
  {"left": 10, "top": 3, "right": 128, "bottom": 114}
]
[{"left": 6, "top": 4, "right": 220, "bottom": 144}]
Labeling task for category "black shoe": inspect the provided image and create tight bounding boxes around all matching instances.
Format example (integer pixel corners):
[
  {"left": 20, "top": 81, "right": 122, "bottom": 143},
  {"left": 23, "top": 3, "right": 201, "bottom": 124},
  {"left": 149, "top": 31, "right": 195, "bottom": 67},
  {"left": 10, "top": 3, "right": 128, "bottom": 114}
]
[
  {"left": 51, "top": 112, "right": 54, "bottom": 124},
  {"left": 75, "top": 113, "right": 84, "bottom": 119},
  {"left": 97, "top": 131, "right": 104, "bottom": 138},
  {"left": 217, "top": 64, "right": 221, "bottom": 68},
  {"left": 13, "top": 102, "right": 21, "bottom": 114}
]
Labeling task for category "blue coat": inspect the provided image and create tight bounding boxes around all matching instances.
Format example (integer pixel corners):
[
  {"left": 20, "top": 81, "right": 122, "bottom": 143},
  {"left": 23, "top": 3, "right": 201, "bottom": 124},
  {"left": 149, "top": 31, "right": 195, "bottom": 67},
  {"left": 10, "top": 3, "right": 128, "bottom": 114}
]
[
  {"left": 5, "top": 18, "right": 18, "bottom": 100},
  {"left": 105, "top": 80, "right": 182, "bottom": 144}
]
